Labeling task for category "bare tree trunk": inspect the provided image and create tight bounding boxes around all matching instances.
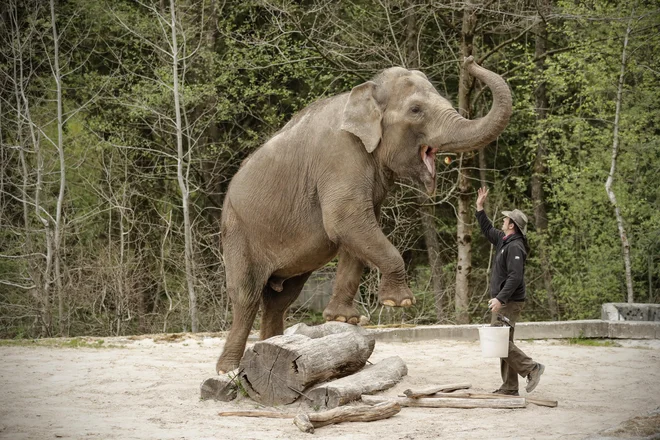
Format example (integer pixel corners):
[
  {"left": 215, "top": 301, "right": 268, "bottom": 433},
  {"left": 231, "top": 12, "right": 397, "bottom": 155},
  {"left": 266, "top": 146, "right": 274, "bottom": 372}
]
[
  {"left": 9, "top": 0, "right": 53, "bottom": 333},
  {"left": 419, "top": 199, "right": 445, "bottom": 320},
  {"left": 404, "top": 1, "right": 445, "bottom": 321},
  {"left": 9, "top": 1, "right": 42, "bottom": 325},
  {"left": 170, "top": 0, "right": 198, "bottom": 331},
  {"left": 50, "top": 0, "right": 67, "bottom": 335},
  {"left": 478, "top": 148, "right": 487, "bottom": 187},
  {"left": 605, "top": 9, "right": 635, "bottom": 304},
  {"left": 531, "top": 2, "right": 558, "bottom": 319},
  {"left": 455, "top": 0, "right": 477, "bottom": 324}
]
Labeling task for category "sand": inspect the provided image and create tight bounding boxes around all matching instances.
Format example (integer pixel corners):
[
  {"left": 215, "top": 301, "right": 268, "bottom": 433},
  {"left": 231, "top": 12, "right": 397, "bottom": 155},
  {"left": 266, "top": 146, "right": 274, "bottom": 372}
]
[{"left": 1, "top": 334, "right": 659, "bottom": 439}]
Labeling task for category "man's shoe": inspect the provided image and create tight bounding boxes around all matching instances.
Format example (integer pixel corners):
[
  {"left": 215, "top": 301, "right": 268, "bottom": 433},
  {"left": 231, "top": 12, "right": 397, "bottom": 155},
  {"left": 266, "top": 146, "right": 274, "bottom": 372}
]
[
  {"left": 525, "top": 363, "right": 545, "bottom": 393},
  {"left": 492, "top": 388, "right": 519, "bottom": 396}
]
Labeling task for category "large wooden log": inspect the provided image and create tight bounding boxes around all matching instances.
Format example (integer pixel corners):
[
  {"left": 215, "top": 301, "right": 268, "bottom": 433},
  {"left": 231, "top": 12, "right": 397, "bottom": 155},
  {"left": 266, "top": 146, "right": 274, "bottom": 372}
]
[
  {"left": 284, "top": 321, "right": 369, "bottom": 339},
  {"left": 306, "top": 356, "right": 407, "bottom": 409},
  {"left": 361, "top": 394, "right": 526, "bottom": 409},
  {"left": 293, "top": 402, "right": 401, "bottom": 433},
  {"left": 239, "top": 333, "right": 375, "bottom": 405}
]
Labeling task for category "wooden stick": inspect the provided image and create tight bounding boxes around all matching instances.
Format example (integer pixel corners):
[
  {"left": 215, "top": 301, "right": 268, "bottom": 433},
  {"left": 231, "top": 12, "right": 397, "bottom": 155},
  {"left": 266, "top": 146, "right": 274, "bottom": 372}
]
[
  {"left": 294, "top": 402, "right": 401, "bottom": 433},
  {"left": 293, "top": 414, "right": 315, "bottom": 433},
  {"left": 361, "top": 394, "right": 526, "bottom": 409},
  {"left": 418, "top": 392, "right": 558, "bottom": 408},
  {"left": 219, "top": 401, "right": 401, "bottom": 433},
  {"left": 421, "top": 391, "right": 511, "bottom": 399},
  {"left": 217, "top": 410, "right": 294, "bottom": 418},
  {"left": 402, "top": 382, "right": 472, "bottom": 398},
  {"left": 526, "top": 397, "right": 558, "bottom": 408}
]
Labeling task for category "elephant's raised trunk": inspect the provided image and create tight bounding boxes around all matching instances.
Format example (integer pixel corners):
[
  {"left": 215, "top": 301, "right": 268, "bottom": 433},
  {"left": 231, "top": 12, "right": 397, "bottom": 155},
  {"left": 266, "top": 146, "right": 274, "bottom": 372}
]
[{"left": 441, "top": 57, "right": 512, "bottom": 152}]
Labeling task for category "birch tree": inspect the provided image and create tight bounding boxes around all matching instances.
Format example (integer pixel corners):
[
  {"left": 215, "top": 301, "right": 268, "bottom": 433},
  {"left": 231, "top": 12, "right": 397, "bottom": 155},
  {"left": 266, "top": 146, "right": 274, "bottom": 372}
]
[
  {"left": 605, "top": 8, "right": 635, "bottom": 304},
  {"left": 110, "top": 0, "right": 215, "bottom": 332},
  {"left": 0, "top": 0, "right": 56, "bottom": 335}
]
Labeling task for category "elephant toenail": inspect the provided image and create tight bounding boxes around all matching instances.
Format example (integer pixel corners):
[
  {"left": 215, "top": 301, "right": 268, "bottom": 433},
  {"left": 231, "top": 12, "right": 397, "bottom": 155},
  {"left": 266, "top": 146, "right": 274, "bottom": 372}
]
[
  {"left": 382, "top": 300, "right": 396, "bottom": 307},
  {"left": 336, "top": 316, "right": 347, "bottom": 322},
  {"left": 401, "top": 299, "right": 412, "bottom": 307},
  {"left": 348, "top": 317, "right": 359, "bottom": 325},
  {"left": 217, "top": 370, "right": 226, "bottom": 375}
]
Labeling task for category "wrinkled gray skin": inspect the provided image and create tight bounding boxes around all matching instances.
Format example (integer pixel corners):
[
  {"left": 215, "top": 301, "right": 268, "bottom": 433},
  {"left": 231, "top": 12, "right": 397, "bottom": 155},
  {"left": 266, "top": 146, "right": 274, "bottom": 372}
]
[{"left": 216, "top": 57, "right": 512, "bottom": 374}]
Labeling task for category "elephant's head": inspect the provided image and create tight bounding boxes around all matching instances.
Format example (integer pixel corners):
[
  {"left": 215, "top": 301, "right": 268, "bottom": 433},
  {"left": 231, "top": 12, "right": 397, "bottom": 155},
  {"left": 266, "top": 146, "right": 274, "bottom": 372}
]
[{"left": 341, "top": 56, "right": 512, "bottom": 194}]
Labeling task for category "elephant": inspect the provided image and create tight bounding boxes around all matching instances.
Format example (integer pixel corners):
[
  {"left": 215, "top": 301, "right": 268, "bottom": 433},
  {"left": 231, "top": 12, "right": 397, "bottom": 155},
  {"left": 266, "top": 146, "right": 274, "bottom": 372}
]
[{"left": 215, "top": 56, "right": 512, "bottom": 374}]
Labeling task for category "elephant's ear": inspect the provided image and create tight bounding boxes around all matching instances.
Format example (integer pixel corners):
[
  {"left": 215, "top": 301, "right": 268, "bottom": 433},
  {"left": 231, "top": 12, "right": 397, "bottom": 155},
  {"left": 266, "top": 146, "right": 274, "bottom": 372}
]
[{"left": 340, "top": 81, "right": 382, "bottom": 153}]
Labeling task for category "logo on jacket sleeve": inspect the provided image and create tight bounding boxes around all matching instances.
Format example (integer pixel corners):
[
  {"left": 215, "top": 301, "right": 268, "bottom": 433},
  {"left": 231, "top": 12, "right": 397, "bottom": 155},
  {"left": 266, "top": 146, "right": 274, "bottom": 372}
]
[{"left": 515, "top": 256, "right": 520, "bottom": 259}]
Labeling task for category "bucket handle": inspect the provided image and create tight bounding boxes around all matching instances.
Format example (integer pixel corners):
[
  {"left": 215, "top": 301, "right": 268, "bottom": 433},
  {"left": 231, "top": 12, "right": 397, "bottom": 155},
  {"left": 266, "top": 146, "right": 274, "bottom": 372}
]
[{"left": 496, "top": 313, "right": 513, "bottom": 328}]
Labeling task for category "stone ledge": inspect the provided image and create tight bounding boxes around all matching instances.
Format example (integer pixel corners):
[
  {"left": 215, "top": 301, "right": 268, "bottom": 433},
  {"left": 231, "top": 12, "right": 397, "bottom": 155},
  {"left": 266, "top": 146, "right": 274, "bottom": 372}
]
[
  {"left": 367, "top": 320, "right": 660, "bottom": 342},
  {"left": 601, "top": 302, "right": 660, "bottom": 321}
]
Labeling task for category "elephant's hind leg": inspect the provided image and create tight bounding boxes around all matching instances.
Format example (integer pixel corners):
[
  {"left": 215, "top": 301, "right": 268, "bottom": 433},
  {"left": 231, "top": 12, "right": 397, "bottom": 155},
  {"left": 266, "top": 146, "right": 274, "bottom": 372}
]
[
  {"left": 323, "top": 250, "right": 363, "bottom": 324},
  {"left": 260, "top": 272, "right": 312, "bottom": 339},
  {"left": 216, "top": 254, "right": 269, "bottom": 374}
]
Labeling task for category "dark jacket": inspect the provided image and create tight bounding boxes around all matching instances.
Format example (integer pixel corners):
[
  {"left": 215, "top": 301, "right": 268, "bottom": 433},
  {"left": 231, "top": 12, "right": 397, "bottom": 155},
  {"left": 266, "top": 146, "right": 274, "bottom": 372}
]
[{"left": 476, "top": 210, "right": 528, "bottom": 304}]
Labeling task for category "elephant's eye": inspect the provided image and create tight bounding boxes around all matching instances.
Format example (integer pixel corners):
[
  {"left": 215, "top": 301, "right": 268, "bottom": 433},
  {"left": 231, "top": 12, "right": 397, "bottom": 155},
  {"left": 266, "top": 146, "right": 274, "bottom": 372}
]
[{"left": 410, "top": 105, "right": 421, "bottom": 114}]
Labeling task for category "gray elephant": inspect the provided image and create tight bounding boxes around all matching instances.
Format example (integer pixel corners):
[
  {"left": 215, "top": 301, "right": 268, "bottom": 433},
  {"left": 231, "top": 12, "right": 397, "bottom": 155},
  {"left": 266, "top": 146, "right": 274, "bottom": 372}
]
[{"left": 216, "top": 56, "right": 512, "bottom": 374}]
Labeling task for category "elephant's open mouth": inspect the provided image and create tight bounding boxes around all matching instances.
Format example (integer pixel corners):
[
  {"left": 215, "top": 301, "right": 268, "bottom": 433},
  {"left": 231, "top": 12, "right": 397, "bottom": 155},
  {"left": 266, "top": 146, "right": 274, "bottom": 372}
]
[{"left": 420, "top": 144, "right": 439, "bottom": 176}]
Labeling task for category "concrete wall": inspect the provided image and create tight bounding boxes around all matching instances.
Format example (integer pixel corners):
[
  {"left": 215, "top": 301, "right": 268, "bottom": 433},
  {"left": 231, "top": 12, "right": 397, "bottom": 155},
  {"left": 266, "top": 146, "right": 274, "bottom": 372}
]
[
  {"left": 368, "top": 320, "right": 660, "bottom": 342},
  {"left": 601, "top": 303, "right": 660, "bottom": 321}
]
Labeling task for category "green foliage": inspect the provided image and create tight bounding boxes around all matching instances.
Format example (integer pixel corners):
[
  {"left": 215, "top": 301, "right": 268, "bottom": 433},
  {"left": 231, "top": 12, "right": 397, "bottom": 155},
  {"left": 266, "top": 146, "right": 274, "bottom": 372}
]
[
  {"left": 566, "top": 338, "right": 618, "bottom": 347},
  {"left": 1, "top": 0, "right": 658, "bottom": 339}
]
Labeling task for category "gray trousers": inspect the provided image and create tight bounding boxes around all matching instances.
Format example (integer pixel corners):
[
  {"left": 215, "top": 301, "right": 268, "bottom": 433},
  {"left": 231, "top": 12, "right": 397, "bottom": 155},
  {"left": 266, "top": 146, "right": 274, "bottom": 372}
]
[{"left": 491, "top": 301, "right": 536, "bottom": 392}]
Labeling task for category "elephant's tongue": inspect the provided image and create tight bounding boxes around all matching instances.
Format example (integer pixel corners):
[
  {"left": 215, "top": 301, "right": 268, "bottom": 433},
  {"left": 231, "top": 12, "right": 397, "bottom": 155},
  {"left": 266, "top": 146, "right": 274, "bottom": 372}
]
[{"left": 423, "top": 146, "right": 438, "bottom": 175}]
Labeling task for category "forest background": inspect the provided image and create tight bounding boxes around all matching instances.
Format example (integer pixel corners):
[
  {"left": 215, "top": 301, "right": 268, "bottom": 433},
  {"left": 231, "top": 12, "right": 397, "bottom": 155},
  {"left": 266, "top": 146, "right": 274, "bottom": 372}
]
[{"left": 1, "top": 0, "right": 659, "bottom": 338}]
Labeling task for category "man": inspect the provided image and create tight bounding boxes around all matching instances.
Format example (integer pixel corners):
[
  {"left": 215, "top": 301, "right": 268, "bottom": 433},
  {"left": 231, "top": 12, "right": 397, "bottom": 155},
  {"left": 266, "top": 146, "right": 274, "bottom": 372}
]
[{"left": 476, "top": 186, "right": 544, "bottom": 396}]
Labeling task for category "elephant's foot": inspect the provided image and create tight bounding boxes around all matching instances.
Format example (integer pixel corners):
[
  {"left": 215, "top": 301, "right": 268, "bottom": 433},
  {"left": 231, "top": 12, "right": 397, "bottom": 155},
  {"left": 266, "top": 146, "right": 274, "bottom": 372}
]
[
  {"left": 378, "top": 279, "right": 416, "bottom": 307},
  {"left": 323, "top": 302, "right": 361, "bottom": 325},
  {"left": 216, "top": 354, "right": 241, "bottom": 375}
]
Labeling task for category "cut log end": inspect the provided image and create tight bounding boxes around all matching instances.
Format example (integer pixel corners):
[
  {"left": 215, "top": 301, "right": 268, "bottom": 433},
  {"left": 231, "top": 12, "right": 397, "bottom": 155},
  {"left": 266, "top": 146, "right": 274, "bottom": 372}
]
[
  {"left": 200, "top": 371, "right": 239, "bottom": 401},
  {"left": 239, "top": 332, "right": 375, "bottom": 406}
]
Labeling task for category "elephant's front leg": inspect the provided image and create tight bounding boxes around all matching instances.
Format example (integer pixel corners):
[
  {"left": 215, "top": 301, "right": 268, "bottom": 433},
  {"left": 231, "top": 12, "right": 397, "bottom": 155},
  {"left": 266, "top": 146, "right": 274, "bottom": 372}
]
[
  {"left": 323, "top": 250, "right": 363, "bottom": 324},
  {"left": 322, "top": 201, "right": 415, "bottom": 308}
]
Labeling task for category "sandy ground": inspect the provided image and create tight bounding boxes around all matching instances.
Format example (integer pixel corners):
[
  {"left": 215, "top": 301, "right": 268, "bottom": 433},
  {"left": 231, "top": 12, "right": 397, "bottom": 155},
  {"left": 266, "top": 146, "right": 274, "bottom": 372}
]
[{"left": 1, "top": 332, "right": 659, "bottom": 440}]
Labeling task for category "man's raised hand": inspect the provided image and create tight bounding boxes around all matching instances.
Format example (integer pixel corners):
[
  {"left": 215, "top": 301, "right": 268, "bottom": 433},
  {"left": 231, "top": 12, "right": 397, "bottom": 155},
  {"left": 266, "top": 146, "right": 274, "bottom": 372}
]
[{"left": 476, "top": 187, "right": 489, "bottom": 211}]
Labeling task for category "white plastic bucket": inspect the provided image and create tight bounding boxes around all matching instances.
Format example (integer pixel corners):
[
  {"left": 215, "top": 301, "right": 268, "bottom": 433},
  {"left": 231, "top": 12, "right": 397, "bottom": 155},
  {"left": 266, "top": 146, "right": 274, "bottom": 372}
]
[{"left": 478, "top": 325, "right": 510, "bottom": 358}]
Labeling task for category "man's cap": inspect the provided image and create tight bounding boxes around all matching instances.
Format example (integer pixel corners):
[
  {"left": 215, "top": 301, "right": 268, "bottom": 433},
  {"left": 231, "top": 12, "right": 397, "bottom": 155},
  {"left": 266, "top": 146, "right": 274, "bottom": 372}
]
[{"left": 502, "top": 209, "right": 528, "bottom": 236}]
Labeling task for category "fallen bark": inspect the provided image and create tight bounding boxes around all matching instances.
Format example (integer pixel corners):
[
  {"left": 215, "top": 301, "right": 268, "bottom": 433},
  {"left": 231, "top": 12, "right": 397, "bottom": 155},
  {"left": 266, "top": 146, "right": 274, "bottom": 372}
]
[
  {"left": 306, "top": 356, "right": 407, "bottom": 409},
  {"left": 361, "top": 394, "right": 526, "bottom": 409},
  {"left": 239, "top": 332, "right": 375, "bottom": 405},
  {"left": 293, "top": 402, "right": 401, "bottom": 433},
  {"left": 402, "top": 382, "right": 472, "bottom": 398}
]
